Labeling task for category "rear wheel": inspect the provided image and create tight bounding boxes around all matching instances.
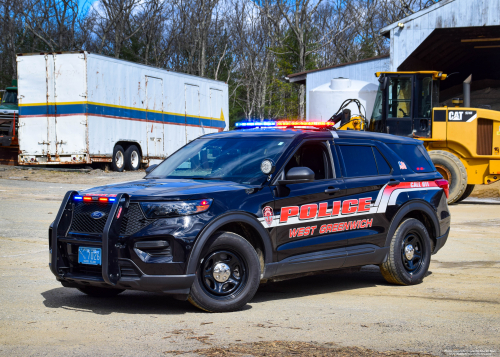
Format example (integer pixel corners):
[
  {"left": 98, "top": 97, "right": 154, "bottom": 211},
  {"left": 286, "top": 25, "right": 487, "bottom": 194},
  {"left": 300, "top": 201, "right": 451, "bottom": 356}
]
[
  {"left": 125, "top": 145, "right": 141, "bottom": 171},
  {"left": 112, "top": 145, "right": 125, "bottom": 172},
  {"left": 380, "top": 218, "right": 432, "bottom": 286},
  {"left": 429, "top": 150, "right": 467, "bottom": 204},
  {"left": 188, "top": 232, "right": 261, "bottom": 312},
  {"left": 77, "top": 286, "right": 124, "bottom": 297},
  {"left": 456, "top": 184, "right": 475, "bottom": 203}
]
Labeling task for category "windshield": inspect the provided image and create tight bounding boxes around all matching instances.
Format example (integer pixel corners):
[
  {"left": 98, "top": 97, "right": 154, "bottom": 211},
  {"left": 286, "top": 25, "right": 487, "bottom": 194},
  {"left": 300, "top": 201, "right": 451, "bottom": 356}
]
[
  {"left": 1, "top": 91, "right": 17, "bottom": 104},
  {"left": 147, "top": 137, "right": 292, "bottom": 185}
]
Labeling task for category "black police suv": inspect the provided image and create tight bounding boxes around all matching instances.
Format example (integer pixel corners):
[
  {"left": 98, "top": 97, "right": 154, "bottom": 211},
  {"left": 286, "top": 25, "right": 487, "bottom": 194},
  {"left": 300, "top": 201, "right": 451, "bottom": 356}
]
[{"left": 49, "top": 126, "right": 450, "bottom": 312}]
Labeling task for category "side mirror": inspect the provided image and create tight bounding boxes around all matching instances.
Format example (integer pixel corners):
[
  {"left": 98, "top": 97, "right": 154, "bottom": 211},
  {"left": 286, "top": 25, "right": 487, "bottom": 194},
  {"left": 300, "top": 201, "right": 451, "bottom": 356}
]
[
  {"left": 278, "top": 167, "right": 315, "bottom": 185},
  {"left": 145, "top": 164, "right": 158, "bottom": 174}
]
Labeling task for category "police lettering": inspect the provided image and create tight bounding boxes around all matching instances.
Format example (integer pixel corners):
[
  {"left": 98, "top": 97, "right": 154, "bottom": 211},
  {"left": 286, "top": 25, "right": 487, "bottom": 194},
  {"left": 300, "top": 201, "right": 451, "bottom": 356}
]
[{"left": 280, "top": 198, "right": 371, "bottom": 223}]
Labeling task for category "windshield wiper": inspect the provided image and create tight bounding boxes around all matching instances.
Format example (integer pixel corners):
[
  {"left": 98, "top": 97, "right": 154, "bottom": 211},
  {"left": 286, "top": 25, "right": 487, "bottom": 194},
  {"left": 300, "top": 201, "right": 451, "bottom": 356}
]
[{"left": 188, "top": 177, "right": 223, "bottom": 180}]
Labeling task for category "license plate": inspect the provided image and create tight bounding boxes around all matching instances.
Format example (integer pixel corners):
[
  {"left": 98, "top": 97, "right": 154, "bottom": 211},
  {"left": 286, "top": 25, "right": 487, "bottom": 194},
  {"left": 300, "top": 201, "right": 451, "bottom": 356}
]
[{"left": 78, "top": 247, "right": 102, "bottom": 266}]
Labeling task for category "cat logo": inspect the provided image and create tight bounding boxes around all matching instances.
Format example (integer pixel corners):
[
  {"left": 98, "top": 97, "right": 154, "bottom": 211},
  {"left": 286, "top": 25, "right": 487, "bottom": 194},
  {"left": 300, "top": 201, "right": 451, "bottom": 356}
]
[{"left": 448, "top": 110, "right": 477, "bottom": 122}]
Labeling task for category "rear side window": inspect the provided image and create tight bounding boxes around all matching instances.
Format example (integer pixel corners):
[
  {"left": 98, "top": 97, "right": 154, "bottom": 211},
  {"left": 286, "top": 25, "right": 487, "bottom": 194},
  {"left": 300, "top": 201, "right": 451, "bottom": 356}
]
[
  {"left": 387, "top": 144, "right": 435, "bottom": 173},
  {"left": 338, "top": 145, "right": 380, "bottom": 177}
]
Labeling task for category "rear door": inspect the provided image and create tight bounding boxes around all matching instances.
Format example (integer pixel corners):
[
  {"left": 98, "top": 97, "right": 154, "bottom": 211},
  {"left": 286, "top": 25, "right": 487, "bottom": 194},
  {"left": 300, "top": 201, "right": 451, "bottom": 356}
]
[
  {"left": 17, "top": 55, "right": 47, "bottom": 155},
  {"left": 145, "top": 76, "right": 164, "bottom": 157},
  {"left": 333, "top": 139, "right": 398, "bottom": 249},
  {"left": 52, "top": 53, "right": 87, "bottom": 156}
]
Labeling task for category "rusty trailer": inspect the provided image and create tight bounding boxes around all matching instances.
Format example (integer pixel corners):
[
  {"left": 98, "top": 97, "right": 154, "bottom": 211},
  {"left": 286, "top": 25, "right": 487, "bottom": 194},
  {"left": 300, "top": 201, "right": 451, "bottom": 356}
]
[{"left": 16, "top": 52, "right": 228, "bottom": 170}]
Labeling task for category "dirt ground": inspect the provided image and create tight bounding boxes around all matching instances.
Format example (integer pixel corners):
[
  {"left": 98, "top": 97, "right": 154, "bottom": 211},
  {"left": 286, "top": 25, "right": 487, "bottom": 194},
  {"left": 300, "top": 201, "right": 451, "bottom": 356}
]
[{"left": 0, "top": 165, "right": 499, "bottom": 357}]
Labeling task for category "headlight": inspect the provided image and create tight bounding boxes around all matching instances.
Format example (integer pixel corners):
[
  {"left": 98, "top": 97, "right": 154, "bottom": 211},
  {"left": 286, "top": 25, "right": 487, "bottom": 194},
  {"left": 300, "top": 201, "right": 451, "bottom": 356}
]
[{"left": 140, "top": 199, "right": 213, "bottom": 218}]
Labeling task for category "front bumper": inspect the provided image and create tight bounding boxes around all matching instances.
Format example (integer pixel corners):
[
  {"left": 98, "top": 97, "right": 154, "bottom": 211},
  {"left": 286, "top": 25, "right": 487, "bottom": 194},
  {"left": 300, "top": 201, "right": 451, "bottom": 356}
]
[
  {"left": 58, "top": 269, "right": 195, "bottom": 295},
  {"left": 50, "top": 191, "right": 195, "bottom": 295}
]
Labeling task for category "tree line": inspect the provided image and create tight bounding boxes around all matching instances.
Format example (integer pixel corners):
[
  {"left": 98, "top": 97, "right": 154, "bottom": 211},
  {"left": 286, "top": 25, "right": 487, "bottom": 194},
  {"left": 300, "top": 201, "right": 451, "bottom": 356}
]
[{"left": 0, "top": 0, "right": 439, "bottom": 126}]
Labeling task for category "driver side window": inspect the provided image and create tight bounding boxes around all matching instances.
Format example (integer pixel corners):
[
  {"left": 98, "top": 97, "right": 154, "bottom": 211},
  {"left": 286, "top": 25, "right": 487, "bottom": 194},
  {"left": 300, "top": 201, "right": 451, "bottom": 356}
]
[{"left": 284, "top": 142, "right": 332, "bottom": 180}]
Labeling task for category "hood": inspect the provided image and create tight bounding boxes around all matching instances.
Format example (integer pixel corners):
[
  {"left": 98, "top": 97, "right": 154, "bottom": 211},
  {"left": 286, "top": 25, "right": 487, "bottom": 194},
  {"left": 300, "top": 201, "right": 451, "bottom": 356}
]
[{"left": 80, "top": 178, "right": 253, "bottom": 200}]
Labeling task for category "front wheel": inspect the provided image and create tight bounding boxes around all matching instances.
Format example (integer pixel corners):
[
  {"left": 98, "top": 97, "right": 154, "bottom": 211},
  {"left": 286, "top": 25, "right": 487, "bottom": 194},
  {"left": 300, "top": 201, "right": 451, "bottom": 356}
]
[
  {"left": 380, "top": 218, "right": 432, "bottom": 285},
  {"left": 188, "top": 232, "right": 261, "bottom": 312}
]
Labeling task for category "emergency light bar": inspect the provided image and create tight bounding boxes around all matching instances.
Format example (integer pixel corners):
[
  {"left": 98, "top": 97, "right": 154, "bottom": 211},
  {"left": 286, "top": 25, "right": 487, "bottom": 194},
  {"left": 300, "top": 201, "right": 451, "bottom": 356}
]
[
  {"left": 74, "top": 195, "right": 116, "bottom": 203},
  {"left": 235, "top": 121, "right": 336, "bottom": 129}
]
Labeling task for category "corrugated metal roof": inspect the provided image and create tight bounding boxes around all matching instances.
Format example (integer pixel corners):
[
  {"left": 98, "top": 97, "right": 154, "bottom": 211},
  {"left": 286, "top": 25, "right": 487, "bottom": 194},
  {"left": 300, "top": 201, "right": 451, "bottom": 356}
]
[
  {"left": 380, "top": 0, "right": 456, "bottom": 36},
  {"left": 288, "top": 54, "right": 389, "bottom": 79}
]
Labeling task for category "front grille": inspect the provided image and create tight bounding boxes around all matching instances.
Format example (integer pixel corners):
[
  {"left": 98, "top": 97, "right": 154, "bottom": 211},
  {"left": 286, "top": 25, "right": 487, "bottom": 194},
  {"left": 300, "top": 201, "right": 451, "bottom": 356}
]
[
  {"left": 69, "top": 202, "right": 155, "bottom": 236},
  {"left": 120, "top": 203, "right": 156, "bottom": 236},
  {"left": 70, "top": 202, "right": 112, "bottom": 234}
]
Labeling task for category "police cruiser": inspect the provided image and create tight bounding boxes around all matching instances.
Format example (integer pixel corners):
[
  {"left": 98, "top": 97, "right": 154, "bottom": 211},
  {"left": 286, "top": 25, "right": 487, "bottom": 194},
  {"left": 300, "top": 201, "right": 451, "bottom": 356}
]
[{"left": 49, "top": 121, "right": 450, "bottom": 312}]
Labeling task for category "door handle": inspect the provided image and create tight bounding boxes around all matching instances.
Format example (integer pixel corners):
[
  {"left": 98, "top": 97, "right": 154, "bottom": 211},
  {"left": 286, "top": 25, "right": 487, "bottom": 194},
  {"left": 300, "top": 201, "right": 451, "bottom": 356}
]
[
  {"left": 388, "top": 180, "right": 400, "bottom": 186},
  {"left": 325, "top": 187, "right": 340, "bottom": 194}
]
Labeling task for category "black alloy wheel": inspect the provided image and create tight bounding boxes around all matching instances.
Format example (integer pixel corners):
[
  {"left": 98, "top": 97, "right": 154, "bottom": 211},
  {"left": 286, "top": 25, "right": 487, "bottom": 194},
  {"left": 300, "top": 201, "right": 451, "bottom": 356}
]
[
  {"left": 401, "top": 231, "right": 424, "bottom": 274},
  {"left": 380, "top": 218, "right": 431, "bottom": 285},
  {"left": 188, "top": 232, "right": 261, "bottom": 312},
  {"left": 201, "top": 250, "right": 247, "bottom": 298}
]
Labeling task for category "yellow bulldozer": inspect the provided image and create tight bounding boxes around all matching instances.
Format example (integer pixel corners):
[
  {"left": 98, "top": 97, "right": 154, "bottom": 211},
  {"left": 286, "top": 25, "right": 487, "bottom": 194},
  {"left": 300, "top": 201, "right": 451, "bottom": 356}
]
[{"left": 330, "top": 71, "right": 500, "bottom": 204}]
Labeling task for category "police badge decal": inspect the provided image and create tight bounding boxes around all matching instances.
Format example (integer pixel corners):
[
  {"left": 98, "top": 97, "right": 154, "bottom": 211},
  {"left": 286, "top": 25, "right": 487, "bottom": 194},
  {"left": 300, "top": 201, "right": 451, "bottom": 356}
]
[{"left": 262, "top": 206, "right": 274, "bottom": 227}]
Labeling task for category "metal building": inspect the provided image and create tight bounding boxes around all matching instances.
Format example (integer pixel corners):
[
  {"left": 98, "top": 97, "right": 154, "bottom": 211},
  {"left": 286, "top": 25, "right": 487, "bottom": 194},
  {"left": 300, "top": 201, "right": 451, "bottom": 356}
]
[{"left": 290, "top": 0, "right": 500, "bottom": 118}]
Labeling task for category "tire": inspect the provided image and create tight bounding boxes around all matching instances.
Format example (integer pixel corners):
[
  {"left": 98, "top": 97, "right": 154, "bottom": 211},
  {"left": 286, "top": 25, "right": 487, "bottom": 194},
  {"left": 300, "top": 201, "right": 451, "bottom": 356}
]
[
  {"left": 112, "top": 145, "right": 125, "bottom": 172},
  {"left": 428, "top": 150, "right": 467, "bottom": 204},
  {"left": 188, "top": 232, "right": 261, "bottom": 313},
  {"left": 125, "top": 145, "right": 141, "bottom": 171},
  {"left": 379, "top": 218, "right": 432, "bottom": 286},
  {"left": 455, "top": 184, "right": 475, "bottom": 203},
  {"left": 77, "top": 286, "right": 124, "bottom": 297}
]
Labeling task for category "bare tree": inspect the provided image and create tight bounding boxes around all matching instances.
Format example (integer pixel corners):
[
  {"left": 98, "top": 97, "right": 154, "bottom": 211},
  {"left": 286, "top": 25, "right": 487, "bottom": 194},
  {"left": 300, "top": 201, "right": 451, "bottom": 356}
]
[
  {"left": 24, "top": 0, "right": 82, "bottom": 52},
  {"left": 0, "top": 0, "right": 27, "bottom": 81},
  {"left": 90, "top": 0, "right": 157, "bottom": 58}
]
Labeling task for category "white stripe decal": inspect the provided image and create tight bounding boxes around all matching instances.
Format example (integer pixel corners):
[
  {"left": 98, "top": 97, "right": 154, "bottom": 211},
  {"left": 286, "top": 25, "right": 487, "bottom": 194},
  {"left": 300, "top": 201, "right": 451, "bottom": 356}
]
[
  {"left": 466, "top": 114, "right": 477, "bottom": 123},
  {"left": 387, "top": 188, "right": 440, "bottom": 206}
]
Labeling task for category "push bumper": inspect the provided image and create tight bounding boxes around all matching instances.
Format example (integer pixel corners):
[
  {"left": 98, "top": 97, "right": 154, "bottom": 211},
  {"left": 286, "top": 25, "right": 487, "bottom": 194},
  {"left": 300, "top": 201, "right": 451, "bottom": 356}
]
[
  {"left": 58, "top": 271, "right": 195, "bottom": 295},
  {"left": 50, "top": 191, "right": 194, "bottom": 295},
  {"left": 433, "top": 227, "right": 449, "bottom": 254}
]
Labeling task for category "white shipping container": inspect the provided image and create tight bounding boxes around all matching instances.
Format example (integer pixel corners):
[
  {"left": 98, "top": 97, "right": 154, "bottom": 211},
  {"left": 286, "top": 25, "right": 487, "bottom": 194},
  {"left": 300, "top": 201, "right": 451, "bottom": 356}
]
[{"left": 16, "top": 52, "right": 228, "bottom": 169}]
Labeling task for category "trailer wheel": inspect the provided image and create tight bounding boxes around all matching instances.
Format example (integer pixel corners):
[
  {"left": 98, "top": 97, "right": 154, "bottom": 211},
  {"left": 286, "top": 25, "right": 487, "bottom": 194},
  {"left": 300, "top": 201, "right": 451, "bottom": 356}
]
[
  {"left": 125, "top": 145, "right": 141, "bottom": 171},
  {"left": 456, "top": 184, "right": 475, "bottom": 203},
  {"left": 429, "top": 150, "right": 467, "bottom": 204},
  {"left": 112, "top": 145, "right": 125, "bottom": 172}
]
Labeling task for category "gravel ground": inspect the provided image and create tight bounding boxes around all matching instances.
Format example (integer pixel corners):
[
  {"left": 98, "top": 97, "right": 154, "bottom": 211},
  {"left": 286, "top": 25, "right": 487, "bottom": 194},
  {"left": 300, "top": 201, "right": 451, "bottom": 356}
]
[{"left": 0, "top": 166, "right": 499, "bottom": 357}]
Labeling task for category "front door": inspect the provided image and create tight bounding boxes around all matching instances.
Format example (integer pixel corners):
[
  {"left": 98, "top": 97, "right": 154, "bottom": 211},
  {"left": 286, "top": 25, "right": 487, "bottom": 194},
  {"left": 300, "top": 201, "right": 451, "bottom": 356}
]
[
  {"left": 273, "top": 140, "right": 346, "bottom": 263},
  {"left": 386, "top": 76, "right": 412, "bottom": 136},
  {"left": 145, "top": 76, "right": 164, "bottom": 157}
]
